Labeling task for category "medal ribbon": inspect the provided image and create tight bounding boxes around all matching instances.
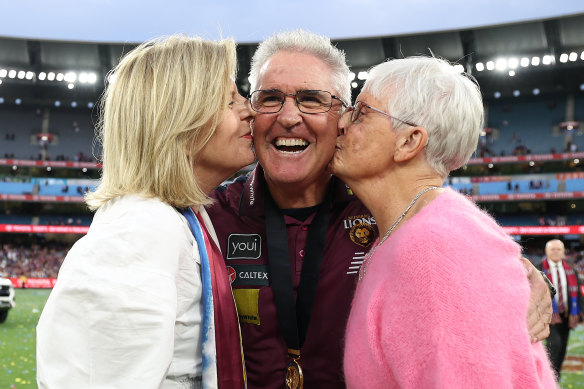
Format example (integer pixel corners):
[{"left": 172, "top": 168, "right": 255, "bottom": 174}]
[{"left": 264, "top": 184, "right": 331, "bottom": 361}]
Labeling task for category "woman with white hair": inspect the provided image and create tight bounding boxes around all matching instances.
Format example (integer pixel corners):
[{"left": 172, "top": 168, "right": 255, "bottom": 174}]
[
  {"left": 331, "top": 56, "right": 556, "bottom": 388},
  {"left": 37, "top": 35, "right": 254, "bottom": 389}
]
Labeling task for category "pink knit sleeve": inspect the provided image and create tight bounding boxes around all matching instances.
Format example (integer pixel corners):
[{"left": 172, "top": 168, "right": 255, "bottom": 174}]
[{"left": 368, "top": 213, "right": 556, "bottom": 388}]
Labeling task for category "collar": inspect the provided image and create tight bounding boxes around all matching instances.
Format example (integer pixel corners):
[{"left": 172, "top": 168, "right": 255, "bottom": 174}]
[{"left": 237, "top": 165, "right": 357, "bottom": 217}]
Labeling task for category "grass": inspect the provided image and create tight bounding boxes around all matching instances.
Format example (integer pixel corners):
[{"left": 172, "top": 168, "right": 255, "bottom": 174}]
[
  {"left": 562, "top": 327, "right": 584, "bottom": 388},
  {"left": 0, "top": 289, "right": 49, "bottom": 389},
  {"left": 2, "top": 289, "right": 584, "bottom": 388}
]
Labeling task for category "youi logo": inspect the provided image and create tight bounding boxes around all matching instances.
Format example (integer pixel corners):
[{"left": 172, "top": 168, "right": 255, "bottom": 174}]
[{"left": 227, "top": 234, "right": 262, "bottom": 259}]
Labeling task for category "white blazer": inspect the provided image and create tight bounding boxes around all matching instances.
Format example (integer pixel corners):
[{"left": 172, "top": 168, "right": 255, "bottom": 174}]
[{"left": 37, "top": 195, "right": 218, "bottom": 388}]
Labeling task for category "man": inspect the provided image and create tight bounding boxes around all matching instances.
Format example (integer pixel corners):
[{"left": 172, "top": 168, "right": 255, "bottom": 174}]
[
  {"left": 208, "top": 30, "right": 553, "bottom": 389},
  {"left": 538, "top": 239, "right": 582, "bottom": 378}
]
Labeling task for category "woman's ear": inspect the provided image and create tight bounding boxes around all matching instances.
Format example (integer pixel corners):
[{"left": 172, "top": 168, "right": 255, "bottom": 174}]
[{"left": 394, "top": 126, "right": 428, "bottom": 163}]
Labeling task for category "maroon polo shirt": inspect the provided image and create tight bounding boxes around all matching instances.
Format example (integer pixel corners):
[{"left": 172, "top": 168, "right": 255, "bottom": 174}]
[{"left": 208, "top": 166, "right": 378, "bottom": 389}]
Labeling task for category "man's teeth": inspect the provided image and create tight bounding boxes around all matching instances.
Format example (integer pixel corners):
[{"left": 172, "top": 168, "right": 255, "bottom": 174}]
[
  {"left": 273, "top": 138, "right": 309, "bottom": 154},
  {"left": 275, "top": 138, "right": 309, "bottom": 147}
]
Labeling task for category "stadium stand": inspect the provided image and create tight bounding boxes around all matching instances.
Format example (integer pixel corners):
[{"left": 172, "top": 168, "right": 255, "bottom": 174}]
[{"left": 0, "top": 13, "right": 583, "bottom": 282}]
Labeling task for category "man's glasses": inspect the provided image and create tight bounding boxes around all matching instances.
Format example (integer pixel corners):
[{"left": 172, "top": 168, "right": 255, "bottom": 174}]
[
  {"left": 349, "top": 101, "right": 418, "bottom": 128},
  {"left": 249, "top": 89, "right": 348, "bottom": 114}
]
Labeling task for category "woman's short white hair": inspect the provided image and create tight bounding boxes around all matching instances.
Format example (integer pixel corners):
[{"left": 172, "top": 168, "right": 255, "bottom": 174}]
[
  {"left": 363, "top": 56, "right": 484, "bottom": 178},
  {"left": 249, "top": 29, "right": 351, "bottom": 104}
]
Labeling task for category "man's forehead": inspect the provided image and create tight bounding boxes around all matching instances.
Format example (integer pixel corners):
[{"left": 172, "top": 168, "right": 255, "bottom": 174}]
[
  {"left": 255, "top": 51, "right": 335, "bottom": 92},
  {"left": 547, "top": 241, "right": 565, "bottom": 250}
]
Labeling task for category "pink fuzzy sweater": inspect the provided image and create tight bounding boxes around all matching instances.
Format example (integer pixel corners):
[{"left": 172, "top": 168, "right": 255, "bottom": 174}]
[{"left": 344, "top": 188, "right": 556, "bottom": 388}]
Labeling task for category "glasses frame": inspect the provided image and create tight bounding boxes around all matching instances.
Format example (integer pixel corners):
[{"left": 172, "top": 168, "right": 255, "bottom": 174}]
[
  {"left": 350, "top": 101, "right": 419, "bottom": 128},
  {"left": 249, "top": 89, "right": 348, "bottom": 114}
]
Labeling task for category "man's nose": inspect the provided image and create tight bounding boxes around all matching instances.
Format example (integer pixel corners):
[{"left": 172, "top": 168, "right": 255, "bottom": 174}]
[{"left": 276, "top": 96, "right": 302, "bottom": 128}]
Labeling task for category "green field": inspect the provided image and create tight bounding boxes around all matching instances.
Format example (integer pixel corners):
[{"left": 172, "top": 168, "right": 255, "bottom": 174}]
[
  {"left": 2, "top": 289, "right": 584, "bottom": 388},
  {"left": 0, "top": 289, "right": 47, "bottom": 389}
]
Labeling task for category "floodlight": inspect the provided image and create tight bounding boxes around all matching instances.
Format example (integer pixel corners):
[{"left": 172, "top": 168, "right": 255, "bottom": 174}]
[
  {"left": 494, "top": 91, "right": 501, "bottom": 98},
  {"left": 64, "top": 72, "right": 76, "bottom": 83},
  {"left": 486, "top": 61, "right": 495, "bottom": 70},
  {"left": 533, "top": 88, "right": 540, "bottom": 95},
  {"left": 17, "top": 71, "right": 25, "bottom": 79},
  {"left": 0, "top": 69, "right": 6, "bottom": 77},
  {"left": 495, "top": 58, "right": 507, "bottom": 71},
  {"left": 25, "top": 71, "right": 34, "bottom": 80},
  {"left": 569, "top": 52, "right": 577, "bottom": 62},
  {"left": 56, "top": 73, "right": 64, "bottom": 81},
  {"left": 349, "top": 72, "right": 355, "bottom": 81},
  {"left": 67, "top": 83, "right": 74, "bottom": 89},
  {"left": 508, "top": 70, "right": 515, "bottom": 77},
  {"left": 531, "top": 57, "right": 540, "bottom": 66},
  {"left": 38, "top": 72, "right": 47, "bottom": 80},
  {"left": 542, "top": 55, "right": 553, "bottom": 65},
  {"left": 520, "top": 57, "right": 529, "bottom": 67},
  {"left": 559, "top": 53, "right": 568, "bottom": 63},
  {"left": 357, "top": 71, "right": 368, "bottom": 80},
  {"left": 351, "top": 82, "right": 358, "bottom": 88},
  {"left": 475, "top": 62, "right": 484, "bottom": 71},
  {"left": 513, "top": 90, "right": 520, "bottom": 97},
  {"left": 87, "top": 73, "right": 97, "bottom": 84},
  {"left": 8, "top": 70, "right": 16, "bottom": 78},
  {"left": 15, "top": 98, "right": 21, "bottom": 104},
  {"left": 508, "top": 58, "right": 518, "bottom": 69},
  {"left": 47, "top": 72, "right": 55, "bottom": 81}
]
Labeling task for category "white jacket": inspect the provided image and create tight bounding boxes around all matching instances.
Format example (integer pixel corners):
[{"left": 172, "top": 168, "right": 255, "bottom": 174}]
[{"left": 37, "top": 195, "right": 217, "bottom": 388}]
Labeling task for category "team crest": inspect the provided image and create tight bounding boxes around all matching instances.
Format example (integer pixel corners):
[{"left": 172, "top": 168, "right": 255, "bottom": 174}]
[{"left": 349, "top": 223, "right": 375, "bottom": 247}]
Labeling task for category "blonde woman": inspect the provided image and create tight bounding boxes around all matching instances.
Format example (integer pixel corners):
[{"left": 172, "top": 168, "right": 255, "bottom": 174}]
[{"left": 37, "top": 35, "right": 254, "bottom": 389}]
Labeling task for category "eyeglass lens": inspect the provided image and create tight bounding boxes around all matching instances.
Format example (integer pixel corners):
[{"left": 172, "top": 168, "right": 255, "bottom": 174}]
[{"left": 251, "top": 90, "right": 334, "bottom": 113}]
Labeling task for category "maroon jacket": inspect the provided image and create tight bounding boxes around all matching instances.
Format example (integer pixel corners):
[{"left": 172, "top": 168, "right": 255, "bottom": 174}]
[{"left": 208, "top": 166, "right": 378, "bottom": 389}]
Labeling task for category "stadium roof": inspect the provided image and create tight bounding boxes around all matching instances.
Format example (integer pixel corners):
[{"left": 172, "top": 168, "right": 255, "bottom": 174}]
[{"left": 0, "top": 13, "right": 583, "bottom": 106}]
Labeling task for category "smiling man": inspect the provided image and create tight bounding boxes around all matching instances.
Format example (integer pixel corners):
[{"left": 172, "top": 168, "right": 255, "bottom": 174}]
[
  {"left": 208, "top": 30, "right": 371, "bottom": 389},
  {"left": 207, "top": 30, "right": 553, "bottom": 389}
]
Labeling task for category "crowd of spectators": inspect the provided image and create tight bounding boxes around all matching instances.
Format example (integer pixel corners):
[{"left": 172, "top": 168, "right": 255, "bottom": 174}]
[
  {"left": 1, "top": 152, "right": 97, "bottom": 162},
  {"left": 26, "top": 152, "right": 97, "bottom": 162},
  {"left": 0, "top": 242, "right": 69, "bottom": 279}
]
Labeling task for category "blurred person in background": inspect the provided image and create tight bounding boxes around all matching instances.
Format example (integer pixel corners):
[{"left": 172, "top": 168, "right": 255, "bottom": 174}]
[
  {"left": 36, "top": 35, "right": 254, "bottom": 389},
  {"left": 208, "top": 29, "right": 554, "bottom": 389},
  {"left": 332, "top": 56, "right": 556, "bottom": 388},
  {"left": 538, "top": 239, "right": 583, "bottom": 378}
]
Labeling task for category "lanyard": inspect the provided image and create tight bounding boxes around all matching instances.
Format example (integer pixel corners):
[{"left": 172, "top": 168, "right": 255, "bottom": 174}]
[{"left": 264, "top": 185, "right": 331, "bottom": 356}]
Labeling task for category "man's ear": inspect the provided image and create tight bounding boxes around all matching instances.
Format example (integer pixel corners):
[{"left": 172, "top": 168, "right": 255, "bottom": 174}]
[{"left": 394, "top": 126, "right": 428, "bottom": 163}]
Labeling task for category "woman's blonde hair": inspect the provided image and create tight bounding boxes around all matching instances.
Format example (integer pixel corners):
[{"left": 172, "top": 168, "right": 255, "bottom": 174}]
[{"left": 86, "top": 35, "right": 237, "bottom": 210}]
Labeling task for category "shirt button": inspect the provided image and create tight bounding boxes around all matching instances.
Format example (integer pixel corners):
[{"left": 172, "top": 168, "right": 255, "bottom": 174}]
[
  {"left": 299, "top": 249, "right": 305, "bottom": 258},
  {"left": 301, "top": 226, "right": 308, "bottom": 231}
]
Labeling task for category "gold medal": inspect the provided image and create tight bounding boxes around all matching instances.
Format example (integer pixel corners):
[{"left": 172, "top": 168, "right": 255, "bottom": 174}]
[{"left": 286, "top": 358, "right": 303, "bottom": 389}]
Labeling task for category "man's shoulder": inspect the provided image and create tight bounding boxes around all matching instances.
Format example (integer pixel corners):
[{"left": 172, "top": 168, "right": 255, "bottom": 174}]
[{"left": 209, "top": 174, "right": 249, "bottom": 213}]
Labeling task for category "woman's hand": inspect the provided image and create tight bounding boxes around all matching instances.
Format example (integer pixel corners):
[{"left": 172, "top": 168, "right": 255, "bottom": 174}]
[{"left": 521, "top": 257, "right": 553, "bottom": 343}]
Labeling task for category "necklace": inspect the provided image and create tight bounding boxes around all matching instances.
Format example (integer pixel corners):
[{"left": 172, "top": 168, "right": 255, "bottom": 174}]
[{"left": 358, "top": 186, "right": 440, "bottom": 281}]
